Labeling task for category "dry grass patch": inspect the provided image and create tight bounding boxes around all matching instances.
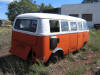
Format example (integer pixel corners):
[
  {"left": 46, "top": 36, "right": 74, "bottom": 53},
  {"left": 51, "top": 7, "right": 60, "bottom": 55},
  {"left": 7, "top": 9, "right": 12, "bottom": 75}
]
[{"left": 0, "top": 27, "right": 12, "bottom": 51}]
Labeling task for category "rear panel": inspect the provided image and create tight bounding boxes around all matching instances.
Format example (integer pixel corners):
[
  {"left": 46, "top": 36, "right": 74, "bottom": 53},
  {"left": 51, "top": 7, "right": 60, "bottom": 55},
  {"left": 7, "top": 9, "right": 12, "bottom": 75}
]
[{"left": 10, "top": 31, "right": 44, "bottom": 60}]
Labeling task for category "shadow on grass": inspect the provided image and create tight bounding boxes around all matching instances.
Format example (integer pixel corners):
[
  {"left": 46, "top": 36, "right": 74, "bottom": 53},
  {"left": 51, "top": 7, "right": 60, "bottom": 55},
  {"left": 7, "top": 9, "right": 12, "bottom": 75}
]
[{"left": 0, "top": 55, "right": 33, "bottom": 75}]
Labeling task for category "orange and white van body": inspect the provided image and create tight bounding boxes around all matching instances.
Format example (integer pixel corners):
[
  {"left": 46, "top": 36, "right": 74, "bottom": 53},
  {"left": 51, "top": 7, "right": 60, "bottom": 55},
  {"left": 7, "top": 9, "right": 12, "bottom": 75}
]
[{"left": 9, "top": 13, "right": 89, "bottom": 62}]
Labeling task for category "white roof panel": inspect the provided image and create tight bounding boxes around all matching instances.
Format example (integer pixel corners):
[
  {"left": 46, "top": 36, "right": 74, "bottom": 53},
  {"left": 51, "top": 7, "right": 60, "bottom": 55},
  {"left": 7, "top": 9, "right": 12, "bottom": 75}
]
[{"left": 17, "top": 13, "right": 85, "bottom": 21}]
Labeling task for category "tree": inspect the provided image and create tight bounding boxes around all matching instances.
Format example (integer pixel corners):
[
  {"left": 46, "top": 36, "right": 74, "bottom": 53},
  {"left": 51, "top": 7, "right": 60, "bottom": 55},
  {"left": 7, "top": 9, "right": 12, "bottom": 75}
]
[
  {"left": 6, "top": 0, "right": 53, "bottom": 22},
  {"left": 4, "top": 20, "right": 11, "bottom": 26},
  {"left": 39, "top": 3, "right": 53, "bottom": 12},
  {"left": 0, "top": 20, "right": 2, "bottom": 27},
  {"left": 6, "top": 0, "right": 39, "bottom": 22},
  {"left": 82, "top": 0, "right": 99, "bottom": 3},
  {"left": 40, "top": 3, "right": 45, "bottom": 11},
  {"left": 45, "top": 4, "right": 53, "bottom": 9}
]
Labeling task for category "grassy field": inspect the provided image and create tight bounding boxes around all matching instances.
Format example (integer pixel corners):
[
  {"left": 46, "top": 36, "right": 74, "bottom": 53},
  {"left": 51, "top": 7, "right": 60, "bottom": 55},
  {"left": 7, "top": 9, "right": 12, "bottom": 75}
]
[
  {"left": 0, "top": 27, "right": 12, "bottom": 51},
  {"left": 87, "top": 29, "right": 100, "bottom": 52},
  {"left": 0, "top": 27, "right": 100, "bottom": 75}
]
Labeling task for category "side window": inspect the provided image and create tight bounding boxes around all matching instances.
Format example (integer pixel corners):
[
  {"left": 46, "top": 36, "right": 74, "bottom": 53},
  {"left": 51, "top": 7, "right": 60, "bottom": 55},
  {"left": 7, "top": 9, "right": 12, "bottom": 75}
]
[
  {"left": 78, "top": 22, "right": 82, "bottom": 30},
  {"left": 14, "top": 19, "right": 37, "bottom": 32},
  {"left": 83, "top": 22, "right": 88, "bottom": 30},
  {"left": 61, "top": 21, "right": 69, "bottom": 31},
  {"left": 70, "top": 22, "right": 77, "bottom": 31},
  {"left": 49, "top": 20, "right": 60, "bottom": 33}
]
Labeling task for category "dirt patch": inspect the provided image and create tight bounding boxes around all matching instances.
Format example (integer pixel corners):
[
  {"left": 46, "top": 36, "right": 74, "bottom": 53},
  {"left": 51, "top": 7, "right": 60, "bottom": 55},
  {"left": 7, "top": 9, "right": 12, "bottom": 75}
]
[{"left": 0, "top": 50, "right": 11, "bottom": 58}]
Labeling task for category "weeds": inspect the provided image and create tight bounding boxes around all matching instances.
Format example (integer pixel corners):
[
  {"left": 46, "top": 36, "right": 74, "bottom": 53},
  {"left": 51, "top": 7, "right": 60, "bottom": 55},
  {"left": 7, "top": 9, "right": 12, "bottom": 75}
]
[
  {"left": 0, "top": 72, "right": 3, "bottom": 75},
  {"left": 78, "top": 51, "right": 87, "bottom": 60},
  {"left": 0, "top": 55, "right": 32, "bottom": 75},
  {"left": 66, "top": 53, "right": 75, "bottom": 62},
  {"left": 67, "top": 62, "right": 88, "bottom": 75},
  {"left": 0, "top": 27, "right": 11, "bottom": 51},
  {"left": 27, "top": 60, "right": 50, "bottom": 75},
  {"left": 0, "top": 56, "right": 50, "bottom": 75},
  {"left": 87, "top": 29, "right": 100, "bottom": 52},
  {"left": 91, "top": 56, "right": 100, "bottom": 64}
]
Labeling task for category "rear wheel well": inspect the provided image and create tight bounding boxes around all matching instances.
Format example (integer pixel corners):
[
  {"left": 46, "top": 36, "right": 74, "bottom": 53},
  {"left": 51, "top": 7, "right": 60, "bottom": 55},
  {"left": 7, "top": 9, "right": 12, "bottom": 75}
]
[
  {"left": 27, "top": 48, "right": 36, "bottom": 61},
  {"left": 47, "top": 50, "right": 64, "bottom": 64},
  {"left": 27, "top": 49, "right": 32, "bottom": 60},
  {"left": 56, "top": 50, "right": 64, "bottom": 58},
  {"left": 83, "top": 42, "right": 87, "bottom": 47}
]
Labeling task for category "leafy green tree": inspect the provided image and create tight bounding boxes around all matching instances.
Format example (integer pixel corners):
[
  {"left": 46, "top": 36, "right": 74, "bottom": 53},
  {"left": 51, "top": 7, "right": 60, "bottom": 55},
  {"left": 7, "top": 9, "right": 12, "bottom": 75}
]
[
  {"left": 6, "top": 0, "right": 53, "bottom": 22},
  {"left": 6, "top": 1, "right": 18, "bottom": 22},
  {"left": 45, "top": 4, "right": 53, "bottom": 9},
  {"left": 40, "top": 3, "right": 45, "bottom": 11},
  {"left": 6, "top": 0, "right": 39, "bottom": 22},
  {"left": 39, "top": 3, "right": 53, "bottom": 12}
]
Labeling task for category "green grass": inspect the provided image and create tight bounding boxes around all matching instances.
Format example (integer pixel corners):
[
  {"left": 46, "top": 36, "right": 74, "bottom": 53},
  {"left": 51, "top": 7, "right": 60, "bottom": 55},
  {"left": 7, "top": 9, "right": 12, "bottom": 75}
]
[
  {"left": 87, "top": 29, "right": 100, "bottom": 52},
  {"left": 28, "top": 61, "right": 50, "bottom": 75},
  {"left": 66, "top": 62, "right": 88, "bottom": 75},
  {"left": 0, "top": 27, "right": 12, "bottom": 51},
  {"left": 66, "top": 53, "right": 75, "bottom": 62},
  {"left": 91, "top": 56, "right": 100, "bottom": 63}
]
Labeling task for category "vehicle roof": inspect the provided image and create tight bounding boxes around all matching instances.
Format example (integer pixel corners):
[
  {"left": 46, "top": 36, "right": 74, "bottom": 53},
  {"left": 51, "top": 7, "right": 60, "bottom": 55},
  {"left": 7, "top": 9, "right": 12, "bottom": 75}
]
[{"left": 17, "top": 13, "right": 86, "bottom": 21}]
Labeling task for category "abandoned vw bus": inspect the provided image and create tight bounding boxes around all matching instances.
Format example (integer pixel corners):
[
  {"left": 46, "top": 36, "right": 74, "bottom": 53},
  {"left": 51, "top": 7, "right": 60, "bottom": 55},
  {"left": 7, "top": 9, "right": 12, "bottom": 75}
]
[{"left": 9, "top": 13, "right": 89, "bottom": 62}]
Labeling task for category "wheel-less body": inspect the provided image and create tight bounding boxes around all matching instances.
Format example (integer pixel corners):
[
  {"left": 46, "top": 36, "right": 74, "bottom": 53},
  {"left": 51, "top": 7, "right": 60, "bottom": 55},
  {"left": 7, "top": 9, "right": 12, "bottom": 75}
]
[{"left": 9, "top": 13, "right": 89, "bottom": 62}]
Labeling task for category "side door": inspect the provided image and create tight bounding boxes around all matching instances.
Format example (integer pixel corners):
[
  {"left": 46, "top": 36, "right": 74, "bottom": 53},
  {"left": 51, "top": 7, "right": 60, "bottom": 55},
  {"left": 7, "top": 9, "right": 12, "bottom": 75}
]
[
  {"left": 69, "top": 21, "right": 78, "bottom": 52},
  {"left": 77, "top": 22, "right": 84, "bottom": 50},
  {"left": 60, "top": 20, "right": 70, "bottom": 54}
]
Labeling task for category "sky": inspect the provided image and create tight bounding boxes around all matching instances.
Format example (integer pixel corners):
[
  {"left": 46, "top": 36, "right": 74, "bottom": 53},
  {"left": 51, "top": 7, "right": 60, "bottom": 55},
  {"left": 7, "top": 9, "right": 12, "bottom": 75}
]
[{"left": 0, "top": 0, "right": 83, "bottom": 20}]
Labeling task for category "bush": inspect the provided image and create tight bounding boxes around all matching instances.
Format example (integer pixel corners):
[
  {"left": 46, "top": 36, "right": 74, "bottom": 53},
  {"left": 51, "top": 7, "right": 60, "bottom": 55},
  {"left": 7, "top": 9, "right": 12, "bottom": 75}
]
[{"left": 3, "top": 20, "right": 11, "bottom": 26}]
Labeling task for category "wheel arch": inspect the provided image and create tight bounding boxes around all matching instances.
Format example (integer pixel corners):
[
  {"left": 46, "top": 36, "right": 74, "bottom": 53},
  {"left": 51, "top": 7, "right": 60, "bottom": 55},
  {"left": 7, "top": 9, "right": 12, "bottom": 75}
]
[
  {"left": 52, "top": 48, "right": 64, "bottom": 54},
  {"left": 51, "top": 48, "right": 64, "bottom": 59}
]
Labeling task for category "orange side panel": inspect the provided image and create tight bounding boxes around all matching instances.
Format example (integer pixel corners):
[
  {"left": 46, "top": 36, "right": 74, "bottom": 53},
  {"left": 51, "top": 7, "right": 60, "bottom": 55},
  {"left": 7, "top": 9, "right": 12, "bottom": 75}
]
[
  {"left": 77, "top": 32, "right": 84, "bottom": 50},
  {"left": 83, "top": 32, "right": 89, "bottom": 43},
  {"left": 33, "top": 36, "right": 48, "bottom": 62},
  {"left": 42, "top": 36, "right": 52, "bottom": 62},
  {"left": 69, "top": 33, "right": 78, "bottom": 52},
  {"left": 57, "top": 34, "right": 69, "bottom": 54}
]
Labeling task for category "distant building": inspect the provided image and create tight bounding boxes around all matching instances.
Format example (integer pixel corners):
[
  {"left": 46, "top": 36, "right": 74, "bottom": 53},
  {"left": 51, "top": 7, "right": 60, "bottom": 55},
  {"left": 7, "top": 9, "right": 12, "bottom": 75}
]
[
  {"left": 61, "top": 2, "right": 100, "bottom": 28},
  {"left": 82, "top": 0, "right": 100, "bottom": 3},
  {"left": 34, "top": 8, "right": 61, "bottom": 14},
  {"left": 41, "top": 8, "right": 61, "bottom": 14}
]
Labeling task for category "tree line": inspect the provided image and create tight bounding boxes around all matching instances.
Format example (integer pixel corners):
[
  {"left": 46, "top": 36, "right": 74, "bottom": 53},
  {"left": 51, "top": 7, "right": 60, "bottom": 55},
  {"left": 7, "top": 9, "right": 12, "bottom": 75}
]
[{"left": 6, "top": 0, "right": 53, "bottom": 22}]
